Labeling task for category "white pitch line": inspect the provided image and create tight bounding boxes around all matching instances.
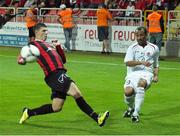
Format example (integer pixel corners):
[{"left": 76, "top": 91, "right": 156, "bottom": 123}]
[
  {"left": 70, "top": 60, "right": 123, "bottom": 66},
  {"left": 0, "top": 54, "right": 16, "bottom": 58},
  {"left": 0, "top": 54, "right": 180, "bottom": 71},
  {"left": 70, "top": 60, "right": 180, "bottom": 71}
]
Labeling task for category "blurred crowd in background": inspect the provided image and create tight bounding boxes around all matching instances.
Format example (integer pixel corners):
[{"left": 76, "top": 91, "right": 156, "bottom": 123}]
[{"left": 0, "top": 0, "right": 179, "bottom": 11}]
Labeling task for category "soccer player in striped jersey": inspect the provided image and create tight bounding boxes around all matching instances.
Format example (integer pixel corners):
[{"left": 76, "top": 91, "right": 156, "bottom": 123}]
[
  {"left": 18, "top": 23, "right": 109, "bottom": 127},
  {"left": 123, "top": 26, "right": 159, "bottom": 123}
]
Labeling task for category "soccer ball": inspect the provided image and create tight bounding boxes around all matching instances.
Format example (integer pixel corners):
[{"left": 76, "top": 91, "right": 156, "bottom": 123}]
[{"left": 20, "top": 45, "right": 40, "bottom": 63}]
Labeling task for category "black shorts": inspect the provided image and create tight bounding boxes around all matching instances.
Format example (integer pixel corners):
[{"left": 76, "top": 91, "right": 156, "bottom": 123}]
[
  {"left": 97, "top": 26, "right": 109, "bottom": 41},
  {"left": 28, "top": 27, "right": 35, "bottom": 38},
  {"left": 45, "top": 70, "right": 74, "bottom": 100}
]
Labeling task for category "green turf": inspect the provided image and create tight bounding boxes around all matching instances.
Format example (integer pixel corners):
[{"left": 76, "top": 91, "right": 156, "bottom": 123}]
[{"left": 0, "top": 46, "right": 180, "bottom": 135}]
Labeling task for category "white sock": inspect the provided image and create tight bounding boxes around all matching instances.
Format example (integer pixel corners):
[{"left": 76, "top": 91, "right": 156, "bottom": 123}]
[
  {"left": 124, "top": 94, "right": 135, "bottom": 110},
  {"left": 133, "top": 87, "right": 145, "bottom": 116}
]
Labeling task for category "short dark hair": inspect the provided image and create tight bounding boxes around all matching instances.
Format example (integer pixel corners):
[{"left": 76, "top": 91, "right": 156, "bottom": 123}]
[
  {"left": 152, "top": 5, "right": 158, "bottom": 11},
  {"left": 135, "top": 26, "right": 148, "bottom": 35},
  {"left": 98, "top": 3, "right": 107, "bottom": 8},
  {"left": 34, "top": 23, "right": 47, "bottom": 32}
]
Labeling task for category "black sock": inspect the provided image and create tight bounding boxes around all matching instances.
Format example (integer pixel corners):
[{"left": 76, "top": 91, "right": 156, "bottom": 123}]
[
  {"left": 28, "top": 104, "right": 54, "bottom": 117},
  {"left": 75, "top": 97, "right": 98, "bottom": 122}
]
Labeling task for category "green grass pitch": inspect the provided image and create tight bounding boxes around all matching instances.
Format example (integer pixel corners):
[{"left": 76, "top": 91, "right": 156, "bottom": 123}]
[{"left": 0, "top": 46, "right": 180, "bottom": 135}]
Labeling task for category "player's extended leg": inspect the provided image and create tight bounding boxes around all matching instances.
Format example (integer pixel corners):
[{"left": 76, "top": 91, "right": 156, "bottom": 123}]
[
  {"left": 132, "top": 78, "right": 147, "bottom": 123},
  {"left": 67, "top": 82, "right": 109, "bottom": 127},
  {"left": 19, "top": 98, "right": 64, "bottom": 124},
  {"left": 123, "top": 86, "right": 135, "bottom": 118}
]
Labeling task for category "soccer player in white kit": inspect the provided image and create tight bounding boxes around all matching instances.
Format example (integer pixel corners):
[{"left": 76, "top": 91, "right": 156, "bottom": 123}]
[{"left": 123, "top": 26, "right": 159, "bottom": 123}]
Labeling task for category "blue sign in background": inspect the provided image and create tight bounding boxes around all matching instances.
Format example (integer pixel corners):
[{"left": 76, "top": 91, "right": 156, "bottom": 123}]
[{"left": 0, "top": 34, "right": 28, "bottom": 46}]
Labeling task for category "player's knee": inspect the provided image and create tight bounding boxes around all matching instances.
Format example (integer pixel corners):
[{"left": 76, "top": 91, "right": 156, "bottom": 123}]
[
  {"left": 52, "top": 99, "right": 64, "bottom": 112},
  {"left": 52, "top": 105, "right": 62, "bottom": 112},
  {"left": 138, "top": 78, "right": 147, "bottom": 88},
  {"left": 68, "top": 82, "right": 82, "bottom": 99},
  {"left": 124, "top": 87, "right": 134, "bottom": 96},
  {"left": 73, "top": 91, "right": 81, "bottom": 99}
]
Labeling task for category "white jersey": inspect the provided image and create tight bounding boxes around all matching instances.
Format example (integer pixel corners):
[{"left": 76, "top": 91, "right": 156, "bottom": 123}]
[{"left": 124, "top": 41, "right": 159, "bottom": 75}]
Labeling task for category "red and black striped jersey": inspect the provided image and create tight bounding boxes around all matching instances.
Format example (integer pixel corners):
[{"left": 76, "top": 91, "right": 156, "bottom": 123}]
[{"left": 30, "top": 40, "right": 66, "bottom": 76}]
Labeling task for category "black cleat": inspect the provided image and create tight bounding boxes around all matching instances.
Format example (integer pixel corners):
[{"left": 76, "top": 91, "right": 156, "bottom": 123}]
[
  {"left": 131, "top": 115, "right": 140, "bottom": 123},
  {"left": 123, "top": 108, "right": 134, "bottom": 118}
]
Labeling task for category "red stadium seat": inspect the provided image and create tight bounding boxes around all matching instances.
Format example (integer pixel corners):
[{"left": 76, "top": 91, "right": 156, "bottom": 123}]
[
  {"left": 48, "top": 10, "right": 57, "bottom": 15},
  {"left": 0, "top": 9, "right": 6, "bottom": 14},
  {"left": 87, "top": 10, "right": 96, "bottom": 17}
]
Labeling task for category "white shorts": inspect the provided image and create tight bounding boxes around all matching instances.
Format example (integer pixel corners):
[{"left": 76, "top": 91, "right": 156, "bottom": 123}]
[{"left": 124, "top": 71, "right": 153, "bottom": 92}]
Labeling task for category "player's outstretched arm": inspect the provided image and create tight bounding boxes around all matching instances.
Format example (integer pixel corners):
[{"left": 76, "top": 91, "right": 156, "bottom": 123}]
[
  {"left": 153, "top": 67, "right": 159, "bottom": 82},
  {"left": 51, "top": 40, "right": 66, "bottom": 64},
  {"left": 56, "top": 45, "right": 66, "bottom": 64}
]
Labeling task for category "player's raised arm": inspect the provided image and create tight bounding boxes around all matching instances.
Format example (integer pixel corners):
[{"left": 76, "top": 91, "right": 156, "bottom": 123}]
[{"left": 51, "top": 40, "right": 66, "bottom": 64}]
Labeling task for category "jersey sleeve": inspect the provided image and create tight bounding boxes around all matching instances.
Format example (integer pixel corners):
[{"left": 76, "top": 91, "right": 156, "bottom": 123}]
[
  {"left": 124, "top": 46, "right": 134, "bottom": 63},
  {"left": 56, "top": 45, "right": 66, "bottom": 64}
]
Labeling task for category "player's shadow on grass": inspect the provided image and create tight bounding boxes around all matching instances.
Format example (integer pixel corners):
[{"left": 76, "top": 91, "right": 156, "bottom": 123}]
[
  {"left": 144, "top": 105, "right": 180, "bottom": 119},
  {"left": 25, "top": 122, "right": 93, "bottom": 133},
  {"left": 24, "top": 118, "right": 108, "bottom": 134}
]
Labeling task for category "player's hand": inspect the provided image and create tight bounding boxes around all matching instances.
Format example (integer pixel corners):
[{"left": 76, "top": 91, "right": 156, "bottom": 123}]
[
  {"left": 51, "top": 39, "right": 61, "bottom": 47},
  {"left": 153, "top": 75, "right": 158, "bottom": 83},
  {"left": 142, "top": 61, "right": 152, "bottom": 67},
  {"left": 51, "top": 39, "right": 67, "bottom": 50},
  {"left": 17, "top": 55, "right": 26, "bottom": 65}
]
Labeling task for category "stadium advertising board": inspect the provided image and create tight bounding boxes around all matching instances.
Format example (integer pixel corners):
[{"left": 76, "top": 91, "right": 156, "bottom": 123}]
[
  {"left": 0, "top": 22, "right": 137, "bottom": 53},
  {"left": 0, "top": 22, "right": 28, "bottom": 46},
  {"left": 77, "top": 25, "right": 136, "bottom": 53}
]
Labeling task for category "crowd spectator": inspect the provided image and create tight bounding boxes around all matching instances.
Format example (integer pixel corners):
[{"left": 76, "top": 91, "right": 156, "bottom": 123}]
[
  {"left": 9, "top": 0, "right": 26, "bottom": 7},
  {"left": 117, "top": 0, "right": 128, "bottom": 9},
  {"left": 61, "top": 0, "right": 71, "bottom": 8},
  {"left": 57, "top": 4, "right": 74, "bottom": 51},
  {"left": 25, "top": 4, "right": 38, "bottom": 42},
  {"left": 0, "top": 0, "right": 6, "bottom": 6},
  {"left": 106, "top": 0, "right": 117, "bottom": 9},
  {"left": 125, "top": 1, "right": 135, "bottom": 17},
  {"left": 24, "top": 0, "right": 36, "bottom": 7},
  {"left": 0, "top": 10, "right": 16, "bottom": 28},
  {"left": 107, "top": 3, "right": 113, "bottom": 9},
  {"left": 168, "top": 0, "right": 179, "bottom": 10},
  {"left": 75, "top": 0, "right": 90, "bottom": 8},
  {"left": 135, "top": 0, "right": 145, "bottom": 12},
  {"left": 37, "top": 0, "right": 45, "bottom": 8},
  {"left": 89, "top": 0, "right": 104, "bottom": 8},
  {"left": 145, "top": 0, "right": 155, "bottom": 10},
  {"left": 18, "top": 0, "right": 26, "bottom": 7},
  {"left": 44, "top": 0, "right": 56, "bottom": 8},
  {"left": 156, "top": 0, "right": 165, "bottom": 10},
  {"left": 54, "top": 0, "right": 62, "bottom": 8},
  {"left": 0, "top": 0, "right": 179, "bottom": 10}
]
